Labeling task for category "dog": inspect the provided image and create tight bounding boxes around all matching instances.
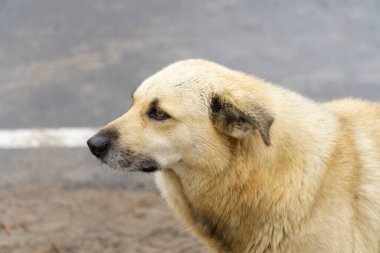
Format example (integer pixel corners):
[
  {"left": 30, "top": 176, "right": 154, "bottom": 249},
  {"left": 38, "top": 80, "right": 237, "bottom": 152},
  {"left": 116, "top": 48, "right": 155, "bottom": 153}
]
[{"left": 87, "top": 59, "right": 380, "bottom": 253}]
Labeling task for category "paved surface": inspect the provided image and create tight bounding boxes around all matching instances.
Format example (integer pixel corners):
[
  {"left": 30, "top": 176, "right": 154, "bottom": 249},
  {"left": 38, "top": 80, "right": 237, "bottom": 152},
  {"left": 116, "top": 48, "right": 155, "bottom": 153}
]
[{"left": 1, "top": 0, "right": 380, "bottom": 189}]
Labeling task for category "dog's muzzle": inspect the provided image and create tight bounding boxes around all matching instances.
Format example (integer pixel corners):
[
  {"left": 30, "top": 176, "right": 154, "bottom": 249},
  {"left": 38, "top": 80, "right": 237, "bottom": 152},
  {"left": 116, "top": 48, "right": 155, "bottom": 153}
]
[{"left": 87, "top": 131, "right": 161, "bottom": 173}]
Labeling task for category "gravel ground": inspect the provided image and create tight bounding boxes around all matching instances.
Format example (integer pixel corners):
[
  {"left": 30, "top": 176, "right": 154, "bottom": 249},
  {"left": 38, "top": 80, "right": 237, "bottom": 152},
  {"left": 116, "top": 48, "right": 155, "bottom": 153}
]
[{"left": 0, "top": 185, "right": 206, "bottom": 253}]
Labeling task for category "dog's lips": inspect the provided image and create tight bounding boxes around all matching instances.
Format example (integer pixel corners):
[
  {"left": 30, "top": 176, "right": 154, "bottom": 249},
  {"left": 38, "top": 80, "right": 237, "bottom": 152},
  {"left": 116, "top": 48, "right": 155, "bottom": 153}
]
[
  {"left": 114, "top": 155, "right": 161, "bottom": 173},
  {"left": 135, "top": 159, "right": 161, "bottom": 173}
]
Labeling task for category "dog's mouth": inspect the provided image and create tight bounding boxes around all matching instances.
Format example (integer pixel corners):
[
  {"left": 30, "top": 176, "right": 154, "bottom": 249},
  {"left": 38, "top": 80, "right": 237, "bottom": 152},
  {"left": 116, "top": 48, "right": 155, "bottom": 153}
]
[
  {"left": 138, "top": 162, "right": 161, "bottom": 173},
  {"left": 98, "top": 149, "right": 161, "bottom": 173},
  {"left": 117, "top": 156, "right": 161, "bottom": 173}
]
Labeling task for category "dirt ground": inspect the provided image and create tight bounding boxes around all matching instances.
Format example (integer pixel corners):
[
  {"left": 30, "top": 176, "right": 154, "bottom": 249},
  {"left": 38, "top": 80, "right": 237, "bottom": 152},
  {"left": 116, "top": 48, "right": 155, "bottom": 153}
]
[{"left": 0, "top": 185, "right": 206, "bottom": 253}]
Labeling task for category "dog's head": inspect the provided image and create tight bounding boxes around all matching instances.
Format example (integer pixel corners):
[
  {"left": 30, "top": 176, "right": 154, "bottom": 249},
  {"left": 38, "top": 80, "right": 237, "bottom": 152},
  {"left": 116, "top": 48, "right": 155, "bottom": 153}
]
[{"left": 87, "top": 59, "right": 274, "bottom": 174}]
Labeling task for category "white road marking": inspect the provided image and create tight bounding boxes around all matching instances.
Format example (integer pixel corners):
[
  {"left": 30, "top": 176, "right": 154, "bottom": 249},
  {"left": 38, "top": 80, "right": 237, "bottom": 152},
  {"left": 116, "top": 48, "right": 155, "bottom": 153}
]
[{"left": 0, "top": 128, "right": 99, "bottom": 149}]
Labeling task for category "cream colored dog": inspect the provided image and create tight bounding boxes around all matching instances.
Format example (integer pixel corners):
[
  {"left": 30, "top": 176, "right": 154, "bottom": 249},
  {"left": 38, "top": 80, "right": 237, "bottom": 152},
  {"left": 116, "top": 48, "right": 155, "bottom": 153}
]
[{"left": 87, "top": 59, "right": 380, "bottom": 253}]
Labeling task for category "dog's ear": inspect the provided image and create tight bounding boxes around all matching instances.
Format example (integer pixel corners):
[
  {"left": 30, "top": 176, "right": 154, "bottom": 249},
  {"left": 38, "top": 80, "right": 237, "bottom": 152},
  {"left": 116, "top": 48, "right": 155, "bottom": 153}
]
[{"left": 210, "top": 92, "right": 274, "bottom": 145}]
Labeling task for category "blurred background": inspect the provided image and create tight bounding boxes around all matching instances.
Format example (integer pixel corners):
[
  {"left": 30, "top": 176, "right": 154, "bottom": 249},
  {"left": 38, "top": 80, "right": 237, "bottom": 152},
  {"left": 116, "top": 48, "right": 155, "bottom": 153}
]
[{"left": 0, "top": 0, "right": 379, "bottom": 252}]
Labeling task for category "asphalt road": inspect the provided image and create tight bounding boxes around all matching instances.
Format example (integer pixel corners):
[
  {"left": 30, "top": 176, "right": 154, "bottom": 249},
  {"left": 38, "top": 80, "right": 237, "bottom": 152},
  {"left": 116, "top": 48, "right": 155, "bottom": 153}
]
[{"left": 1, "top": 0, "right": 380, "bottom": 189}]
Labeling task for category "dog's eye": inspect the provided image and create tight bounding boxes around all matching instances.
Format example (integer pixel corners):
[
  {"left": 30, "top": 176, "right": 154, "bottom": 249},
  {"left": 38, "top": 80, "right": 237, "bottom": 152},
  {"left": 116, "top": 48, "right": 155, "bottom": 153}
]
[{"left": 148, "top": 107, "right": 170, "bottom": 121}]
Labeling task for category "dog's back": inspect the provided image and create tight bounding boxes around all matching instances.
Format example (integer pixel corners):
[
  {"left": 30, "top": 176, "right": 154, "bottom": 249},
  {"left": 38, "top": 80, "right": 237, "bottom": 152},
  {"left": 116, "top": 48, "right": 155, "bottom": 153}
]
[{"left": 323, "top": 99, "right": 380, "bottom": 252}]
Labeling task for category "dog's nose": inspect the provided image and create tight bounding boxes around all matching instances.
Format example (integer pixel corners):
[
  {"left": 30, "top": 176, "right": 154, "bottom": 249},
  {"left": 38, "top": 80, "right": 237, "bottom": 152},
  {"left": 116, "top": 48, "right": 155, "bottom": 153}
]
[{"left": 87, "top": 135, "right": 110, "bottom": 158}]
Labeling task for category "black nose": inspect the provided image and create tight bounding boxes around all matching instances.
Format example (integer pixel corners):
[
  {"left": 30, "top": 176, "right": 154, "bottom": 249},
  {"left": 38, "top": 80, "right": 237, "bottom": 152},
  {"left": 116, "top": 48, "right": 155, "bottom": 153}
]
[{"left": 87, "top": 135, "right": 110, "bottom": 158}]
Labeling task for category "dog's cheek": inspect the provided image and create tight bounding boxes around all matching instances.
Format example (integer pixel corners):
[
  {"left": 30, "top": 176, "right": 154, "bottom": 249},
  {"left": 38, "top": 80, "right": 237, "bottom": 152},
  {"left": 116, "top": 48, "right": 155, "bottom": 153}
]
[
  {"left": 154, "top": 152, "right": 182, "bottom": 168},
  {"left": 145, "top": 137, "right": 182, "bottom": 168}
]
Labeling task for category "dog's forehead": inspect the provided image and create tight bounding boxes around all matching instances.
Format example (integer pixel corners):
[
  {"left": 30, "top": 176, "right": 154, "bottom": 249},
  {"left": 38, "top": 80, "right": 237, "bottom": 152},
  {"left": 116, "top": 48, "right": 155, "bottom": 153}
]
[
  {"left": 134, "top": 60, "right": 228, "bottom": 101},
  {"left": 135, "top": 74, "right": 209, "bottom": 104},
  {"left": 134, "top": 82, "right": 208, "bottom": 112},
  {"left": 137, "top": 79, "right": 200, "bottom": 98}
]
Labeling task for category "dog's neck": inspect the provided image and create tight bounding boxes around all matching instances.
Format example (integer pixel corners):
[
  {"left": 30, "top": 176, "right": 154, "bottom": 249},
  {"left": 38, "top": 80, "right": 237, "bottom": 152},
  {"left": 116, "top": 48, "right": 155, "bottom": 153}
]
[{"left": 170, "top": 92, "right": 339, "bottom": 252}]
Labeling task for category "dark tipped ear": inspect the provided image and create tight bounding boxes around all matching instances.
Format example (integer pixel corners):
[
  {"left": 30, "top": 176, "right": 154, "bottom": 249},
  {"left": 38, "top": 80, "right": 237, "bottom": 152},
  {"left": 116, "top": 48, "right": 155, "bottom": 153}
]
[{"left": 210, "top": 93, "right": 274, "bottom": 146}]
